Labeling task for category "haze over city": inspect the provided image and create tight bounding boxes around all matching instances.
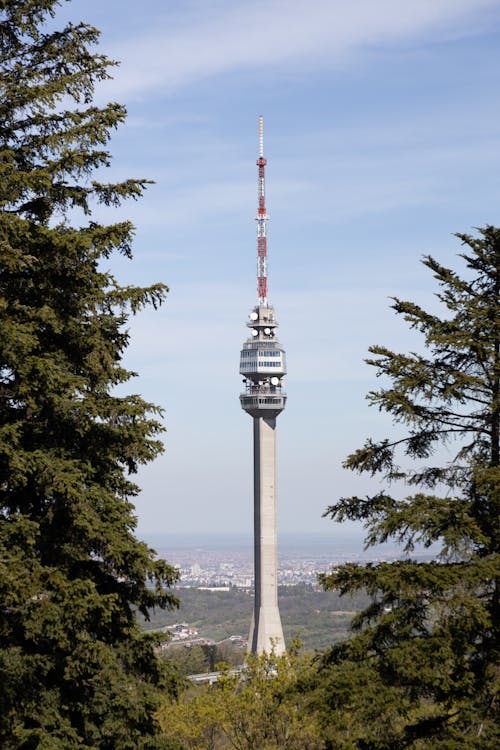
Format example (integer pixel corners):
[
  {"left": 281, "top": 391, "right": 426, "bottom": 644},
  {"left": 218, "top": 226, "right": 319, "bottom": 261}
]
[{"left": 56, "top": 0, "right": 500, "bottom": 537}]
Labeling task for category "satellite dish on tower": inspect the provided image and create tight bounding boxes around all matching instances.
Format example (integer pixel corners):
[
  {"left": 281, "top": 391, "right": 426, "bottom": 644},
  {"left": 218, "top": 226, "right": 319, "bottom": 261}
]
[
  {"left": 251, "top": 329, "right": 258, "bottom": 337},
  {"left": 271, "top": 377, "right": 279, "bottom": 385},
  {"left": 250, "top": 312, "right": 258, "bottom": 320}
]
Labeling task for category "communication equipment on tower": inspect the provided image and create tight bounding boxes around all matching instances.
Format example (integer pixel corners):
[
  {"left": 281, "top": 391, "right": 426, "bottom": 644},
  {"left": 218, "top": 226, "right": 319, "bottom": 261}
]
[{"left": 239, "top": 116, "right": 287, "bottom": 419}]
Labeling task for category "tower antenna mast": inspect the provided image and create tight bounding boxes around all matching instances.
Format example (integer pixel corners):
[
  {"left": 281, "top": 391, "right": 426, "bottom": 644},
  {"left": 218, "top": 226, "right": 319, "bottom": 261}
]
[{"left": 256, "top": 115, "right": 268, "bottom": 305}]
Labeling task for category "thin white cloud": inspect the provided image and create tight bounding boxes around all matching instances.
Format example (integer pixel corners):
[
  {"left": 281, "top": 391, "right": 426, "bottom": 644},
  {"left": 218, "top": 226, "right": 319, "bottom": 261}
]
[{"left": 101, "top": 0, "right": 500, "bottom": 98}]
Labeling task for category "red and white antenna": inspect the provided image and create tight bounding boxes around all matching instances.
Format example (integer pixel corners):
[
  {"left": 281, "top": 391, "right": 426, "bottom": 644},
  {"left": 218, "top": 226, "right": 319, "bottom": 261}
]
[{"left": 256, "top": 116, "right": 268, "bottom": 305}]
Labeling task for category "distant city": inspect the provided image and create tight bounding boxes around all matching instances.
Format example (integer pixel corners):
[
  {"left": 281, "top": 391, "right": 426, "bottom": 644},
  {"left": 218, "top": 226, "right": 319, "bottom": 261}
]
[{"left": 144, "top": 533, "right": 437, "bottom": 590}]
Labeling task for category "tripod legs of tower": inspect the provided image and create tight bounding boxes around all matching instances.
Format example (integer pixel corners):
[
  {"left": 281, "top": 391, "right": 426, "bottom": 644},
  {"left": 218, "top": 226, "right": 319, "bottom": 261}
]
[{"left": 249, "top": 416, "right": 285, "bottom": 655}]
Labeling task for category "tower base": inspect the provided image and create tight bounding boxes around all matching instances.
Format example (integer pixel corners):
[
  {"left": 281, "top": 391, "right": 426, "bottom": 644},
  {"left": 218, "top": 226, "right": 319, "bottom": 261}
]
[{"left": 249, "top": 606, "right": 285, "bottom": 655}]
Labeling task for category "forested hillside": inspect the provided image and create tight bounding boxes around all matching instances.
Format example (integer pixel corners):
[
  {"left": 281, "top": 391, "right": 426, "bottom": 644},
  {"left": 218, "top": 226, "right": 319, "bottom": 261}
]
[{"left": 142, "top": 584, "right": 370, "bottom": 650}]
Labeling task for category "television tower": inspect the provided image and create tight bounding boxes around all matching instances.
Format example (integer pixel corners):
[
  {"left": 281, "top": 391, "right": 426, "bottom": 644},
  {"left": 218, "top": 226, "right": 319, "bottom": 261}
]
[{"left": 239, "top": 117, "right": 286, "bottom": 655}]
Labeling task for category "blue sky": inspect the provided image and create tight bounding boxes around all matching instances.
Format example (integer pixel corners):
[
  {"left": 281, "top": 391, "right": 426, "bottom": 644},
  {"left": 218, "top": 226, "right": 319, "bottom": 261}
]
[{"left": 57, "top": 0, "right": 500, "bottom": 536}]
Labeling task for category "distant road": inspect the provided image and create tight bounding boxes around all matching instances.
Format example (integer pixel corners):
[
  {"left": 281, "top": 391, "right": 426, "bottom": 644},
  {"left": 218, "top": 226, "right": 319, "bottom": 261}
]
[{"left": 188, "top": 667, "right": 241, "bottom": 684}]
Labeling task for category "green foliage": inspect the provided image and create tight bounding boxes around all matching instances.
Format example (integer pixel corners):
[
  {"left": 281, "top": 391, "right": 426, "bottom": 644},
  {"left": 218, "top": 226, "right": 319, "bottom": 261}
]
[
  {"left": 317, "top": 229, "right": 500, "bottom": 748},
  {"left": 163, "top": 643, "right": 220, "bottom": 677},
  {"left": 278, "top": 583, "right": 370, "bottom": 650},
  {"left": 158, "top": 644, "right": 323, "bottom": 750},
  {"left": 0, "top": 1, "right": 180, "bottom": 747}
]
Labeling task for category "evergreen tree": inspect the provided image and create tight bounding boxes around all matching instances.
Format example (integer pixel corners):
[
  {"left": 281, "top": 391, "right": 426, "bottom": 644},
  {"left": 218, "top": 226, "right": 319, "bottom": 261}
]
[
  {"left": 0, "top": 1, "right": 179, "bottom": 747},
  {"left": 318, "top": 228, "right": 500, "bottom": 748}
]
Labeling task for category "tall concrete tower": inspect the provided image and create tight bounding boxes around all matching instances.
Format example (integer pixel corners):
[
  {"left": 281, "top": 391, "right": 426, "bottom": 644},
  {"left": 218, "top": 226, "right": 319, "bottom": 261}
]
[{"left": 239, "top": 117, "right": 286, "bottom": 655}]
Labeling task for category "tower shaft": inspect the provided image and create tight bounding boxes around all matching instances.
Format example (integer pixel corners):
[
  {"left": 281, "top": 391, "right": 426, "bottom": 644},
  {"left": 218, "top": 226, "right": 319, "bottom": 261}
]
[{"left": 249, "top": 417, "right": 285, "bottom": 654}]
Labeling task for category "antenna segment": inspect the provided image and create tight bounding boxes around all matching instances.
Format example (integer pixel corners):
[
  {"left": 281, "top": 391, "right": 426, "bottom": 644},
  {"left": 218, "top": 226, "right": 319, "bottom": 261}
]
[{"left": 256, "top": 115, "right": 268, "bottom": 305}]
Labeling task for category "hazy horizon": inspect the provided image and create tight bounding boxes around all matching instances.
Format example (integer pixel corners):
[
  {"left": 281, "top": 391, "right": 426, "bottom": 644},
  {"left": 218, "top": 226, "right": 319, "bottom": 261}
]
[{"left": 140, "top": 528, "right": 439, "bottom": 560}]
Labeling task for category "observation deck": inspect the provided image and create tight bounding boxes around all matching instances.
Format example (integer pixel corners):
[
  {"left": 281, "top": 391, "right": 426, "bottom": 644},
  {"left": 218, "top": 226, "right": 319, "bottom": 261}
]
[
  {"left": 240, "top": 384, "right": 287, "bottom": 419},
  {"left": 239, "top": 304, "right": 287, "bottom": 419}
]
